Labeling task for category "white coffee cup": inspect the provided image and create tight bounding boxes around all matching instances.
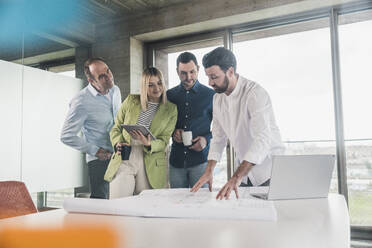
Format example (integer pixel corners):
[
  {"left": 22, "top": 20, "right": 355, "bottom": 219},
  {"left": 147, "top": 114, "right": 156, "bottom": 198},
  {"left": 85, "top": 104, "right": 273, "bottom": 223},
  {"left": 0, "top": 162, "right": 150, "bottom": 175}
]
[{"left": 182, "top": 131, "right": 193, "bottom": 146}]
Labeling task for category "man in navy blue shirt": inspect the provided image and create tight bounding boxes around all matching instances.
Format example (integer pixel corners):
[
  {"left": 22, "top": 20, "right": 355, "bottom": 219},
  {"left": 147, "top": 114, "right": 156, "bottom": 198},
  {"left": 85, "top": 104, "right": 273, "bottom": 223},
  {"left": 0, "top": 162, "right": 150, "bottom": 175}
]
[{"left": 167, "top": 52, "right": 215, "bottom": 188}]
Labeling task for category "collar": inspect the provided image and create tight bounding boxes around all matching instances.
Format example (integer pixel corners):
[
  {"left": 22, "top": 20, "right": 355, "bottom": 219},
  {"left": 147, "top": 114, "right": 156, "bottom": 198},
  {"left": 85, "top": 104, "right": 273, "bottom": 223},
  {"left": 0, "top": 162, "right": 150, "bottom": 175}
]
[
  {"left": 88, "top": 83, "right": 112, "bottom": 97},
  {"left": 88, "top": 83, "right": 99, "bottom": 96},
  {"left": 229, "top": 74, "right": 242, "bottom": 98},
  {"left": 180, "top": 80, "right": 201, "bottom": 93}
]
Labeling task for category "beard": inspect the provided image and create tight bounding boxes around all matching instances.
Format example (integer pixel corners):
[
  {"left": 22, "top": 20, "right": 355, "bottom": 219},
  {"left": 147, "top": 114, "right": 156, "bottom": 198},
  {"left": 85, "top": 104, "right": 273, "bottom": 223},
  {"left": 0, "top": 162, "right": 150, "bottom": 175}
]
[
  {"left": 181, "top": 79, "right": 195, "bottom": 89},
  {"left": 213, "top": 74, "right": 229, "bottom": 93}
]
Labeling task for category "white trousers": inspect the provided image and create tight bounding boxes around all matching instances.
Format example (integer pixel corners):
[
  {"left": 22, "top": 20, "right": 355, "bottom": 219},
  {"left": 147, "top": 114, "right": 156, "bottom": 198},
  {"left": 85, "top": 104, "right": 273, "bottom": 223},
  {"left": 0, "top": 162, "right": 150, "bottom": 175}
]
[{"left": 109, "top": 140, "right": 151, "bottom": 199}]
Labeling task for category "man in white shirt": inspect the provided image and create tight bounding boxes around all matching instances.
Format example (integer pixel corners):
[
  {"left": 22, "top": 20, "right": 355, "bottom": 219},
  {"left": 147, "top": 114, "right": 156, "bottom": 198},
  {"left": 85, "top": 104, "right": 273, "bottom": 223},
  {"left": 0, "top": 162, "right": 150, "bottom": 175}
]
[{"left": 191, "top": 47, "right": 284, "bottom": 200}]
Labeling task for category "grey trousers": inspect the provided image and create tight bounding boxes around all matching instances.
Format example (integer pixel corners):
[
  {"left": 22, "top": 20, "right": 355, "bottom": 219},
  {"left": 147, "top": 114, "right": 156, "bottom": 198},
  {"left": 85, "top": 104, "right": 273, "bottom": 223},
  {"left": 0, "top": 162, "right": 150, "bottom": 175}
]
[{"left": 87, "top": 159, "right": 110, "bottom": 199}]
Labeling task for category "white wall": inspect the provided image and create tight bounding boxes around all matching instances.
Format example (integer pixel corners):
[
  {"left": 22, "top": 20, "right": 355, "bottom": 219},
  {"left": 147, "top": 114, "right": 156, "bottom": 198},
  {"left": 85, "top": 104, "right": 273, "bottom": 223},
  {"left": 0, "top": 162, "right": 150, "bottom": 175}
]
[
  {"left": 0, "top": 60, "right": 23, "bottom": 181},
  {"left": 0, "top": 59, "right": 85, "bottom": 192}
]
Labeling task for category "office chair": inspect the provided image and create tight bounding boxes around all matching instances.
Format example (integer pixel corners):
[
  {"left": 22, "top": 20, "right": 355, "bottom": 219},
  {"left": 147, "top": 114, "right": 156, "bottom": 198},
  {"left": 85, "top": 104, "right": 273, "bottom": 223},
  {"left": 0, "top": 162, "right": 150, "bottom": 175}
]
[{"left": 0, "top": 181, "right": 37, "bottom": 219}]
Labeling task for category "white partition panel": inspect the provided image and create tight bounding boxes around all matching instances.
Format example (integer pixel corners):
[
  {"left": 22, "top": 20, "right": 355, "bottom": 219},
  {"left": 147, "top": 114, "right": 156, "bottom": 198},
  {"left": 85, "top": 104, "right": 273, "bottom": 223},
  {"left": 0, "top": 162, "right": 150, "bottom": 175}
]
[
  {"left": 22, "top": 67, "right": 84, "bottom": 192},
  {"left": 0, "top": 60, "right": 22, "bottom": 181}
]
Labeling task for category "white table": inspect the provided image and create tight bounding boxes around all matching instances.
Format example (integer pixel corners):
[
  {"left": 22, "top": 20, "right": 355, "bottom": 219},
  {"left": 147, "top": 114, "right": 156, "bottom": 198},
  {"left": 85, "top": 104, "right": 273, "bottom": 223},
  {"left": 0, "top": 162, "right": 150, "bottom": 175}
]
[{"left": 0, "top": 194, "right": 350, "bottom": 248}]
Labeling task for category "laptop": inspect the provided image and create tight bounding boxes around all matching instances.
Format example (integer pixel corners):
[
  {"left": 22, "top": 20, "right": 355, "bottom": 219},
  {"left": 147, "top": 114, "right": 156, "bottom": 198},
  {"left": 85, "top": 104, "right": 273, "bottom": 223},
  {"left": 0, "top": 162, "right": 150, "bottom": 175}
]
[{"left": 251, "top": 155, "right": 335, "bottom": 200}]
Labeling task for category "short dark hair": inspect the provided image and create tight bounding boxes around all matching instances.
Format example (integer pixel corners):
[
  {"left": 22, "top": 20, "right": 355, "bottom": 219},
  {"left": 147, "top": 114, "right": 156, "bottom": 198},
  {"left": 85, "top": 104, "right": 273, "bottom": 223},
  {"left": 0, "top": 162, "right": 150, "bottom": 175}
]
[
  {"left": 84, "top": 57, "right": 107, "bottom": 81},
  {"left": 176, "top": 52, "right": 198, "bottom": 68},
  {"left": 202, "top": 47, "right": 236, "bottom": 73}
]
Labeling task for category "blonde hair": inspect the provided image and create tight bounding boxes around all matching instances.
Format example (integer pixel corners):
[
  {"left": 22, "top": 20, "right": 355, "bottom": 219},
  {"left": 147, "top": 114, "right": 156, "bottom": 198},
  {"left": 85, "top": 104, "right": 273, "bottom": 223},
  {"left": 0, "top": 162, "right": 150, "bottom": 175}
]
[{"left": 140, "top": 67, "right": 167, "bottom": 111}]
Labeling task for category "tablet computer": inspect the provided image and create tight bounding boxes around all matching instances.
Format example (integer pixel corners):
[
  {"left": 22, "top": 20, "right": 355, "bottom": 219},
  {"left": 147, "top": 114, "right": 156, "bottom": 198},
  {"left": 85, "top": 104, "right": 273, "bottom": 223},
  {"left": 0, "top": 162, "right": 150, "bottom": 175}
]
[{"left": 121, "top": 124, "right": 156, "bottom": 140}]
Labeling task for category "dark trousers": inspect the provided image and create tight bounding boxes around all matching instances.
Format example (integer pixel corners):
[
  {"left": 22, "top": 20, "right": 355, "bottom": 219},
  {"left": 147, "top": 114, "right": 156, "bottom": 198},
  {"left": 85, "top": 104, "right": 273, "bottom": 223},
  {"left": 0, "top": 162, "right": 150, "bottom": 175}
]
[
  {"left": 241, "top": 178, "right": 271, "bottom": 187},
  {"left": 87, "top": 159, "right": 110, "bottom": 199}
]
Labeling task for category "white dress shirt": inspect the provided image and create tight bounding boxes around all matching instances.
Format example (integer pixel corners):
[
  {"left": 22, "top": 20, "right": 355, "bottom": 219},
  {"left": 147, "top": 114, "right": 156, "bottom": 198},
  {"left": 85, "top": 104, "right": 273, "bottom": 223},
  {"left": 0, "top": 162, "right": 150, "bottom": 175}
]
[
  {"left": 61, "top": 84, "right": 122, "bottom": 163},
  {"left": 208, "top": 75, "right": 284, "bottom": 186}
]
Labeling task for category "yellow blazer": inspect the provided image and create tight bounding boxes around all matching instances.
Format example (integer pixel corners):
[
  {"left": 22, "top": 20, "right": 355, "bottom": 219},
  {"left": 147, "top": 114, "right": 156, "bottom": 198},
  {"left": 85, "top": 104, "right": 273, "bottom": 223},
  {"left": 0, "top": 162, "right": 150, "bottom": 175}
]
[{"left": 104, "top": 94, "right": 177, "bottom": 188}]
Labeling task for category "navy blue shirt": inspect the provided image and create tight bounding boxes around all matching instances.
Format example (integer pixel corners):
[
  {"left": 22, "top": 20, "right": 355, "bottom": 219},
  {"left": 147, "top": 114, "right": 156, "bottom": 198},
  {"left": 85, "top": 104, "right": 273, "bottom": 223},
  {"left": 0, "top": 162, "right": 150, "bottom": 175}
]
[{"left": 167, "top": 81, "right": 215, "bottom": 168}]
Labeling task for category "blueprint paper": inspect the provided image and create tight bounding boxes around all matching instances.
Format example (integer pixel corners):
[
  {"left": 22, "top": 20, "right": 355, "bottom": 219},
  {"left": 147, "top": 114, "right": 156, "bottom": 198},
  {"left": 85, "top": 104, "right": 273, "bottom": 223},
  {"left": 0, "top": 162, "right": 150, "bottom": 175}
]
[{"left": 63, "top": 188, "right": 277, "bottom": 221}]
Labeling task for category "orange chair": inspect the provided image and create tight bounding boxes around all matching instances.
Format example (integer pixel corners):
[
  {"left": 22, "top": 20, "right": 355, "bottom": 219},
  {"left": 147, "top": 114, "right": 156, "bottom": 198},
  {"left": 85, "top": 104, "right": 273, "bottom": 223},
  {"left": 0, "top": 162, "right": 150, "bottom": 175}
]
[{"left": 0, "top": 181, "right": 37, "bottom": 219}]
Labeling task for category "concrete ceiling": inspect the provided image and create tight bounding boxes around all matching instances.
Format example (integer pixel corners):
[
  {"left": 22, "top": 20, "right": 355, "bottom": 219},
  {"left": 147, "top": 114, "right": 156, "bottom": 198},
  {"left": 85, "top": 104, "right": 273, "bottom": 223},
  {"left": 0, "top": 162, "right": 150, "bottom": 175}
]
[
  {"left": 0, "top": 0, "right": 191, "bottom": 62},
  {"left": 1, "top": 0, "right": 368, "bottom": 63},
  {"left": 82, "top": 0, "right": 192, "bottom": 22}
]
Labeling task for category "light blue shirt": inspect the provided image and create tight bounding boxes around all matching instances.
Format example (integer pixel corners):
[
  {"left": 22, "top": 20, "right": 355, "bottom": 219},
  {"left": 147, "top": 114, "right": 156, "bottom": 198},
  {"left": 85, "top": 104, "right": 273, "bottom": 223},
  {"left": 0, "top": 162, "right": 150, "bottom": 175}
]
[{"left": 61, "top": 83, "right": 122, "bottom": 162}]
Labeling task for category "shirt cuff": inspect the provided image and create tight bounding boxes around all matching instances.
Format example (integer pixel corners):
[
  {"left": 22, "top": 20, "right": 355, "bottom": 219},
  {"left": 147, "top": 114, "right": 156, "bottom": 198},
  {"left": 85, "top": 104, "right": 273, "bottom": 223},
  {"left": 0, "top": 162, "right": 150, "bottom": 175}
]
[
  {"left": 143, "top": 140, "right": 156, "bottom": 154},
  {"left": 242, "top": 151, "right": 264, "bottom": 165},
  {"left": 207, "top": 151, "right": 222, "bottom": 162},
  {"left": 88, "top": 145, "right": 100, "bottom": 157}
]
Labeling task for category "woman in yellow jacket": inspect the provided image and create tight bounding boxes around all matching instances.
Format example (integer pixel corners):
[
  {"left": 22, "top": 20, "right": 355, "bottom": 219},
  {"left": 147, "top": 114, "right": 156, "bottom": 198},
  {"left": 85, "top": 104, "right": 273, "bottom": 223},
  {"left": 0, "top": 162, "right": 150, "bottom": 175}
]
[{"left": 104, "top": 67, "right": 177, "bottom": 198}]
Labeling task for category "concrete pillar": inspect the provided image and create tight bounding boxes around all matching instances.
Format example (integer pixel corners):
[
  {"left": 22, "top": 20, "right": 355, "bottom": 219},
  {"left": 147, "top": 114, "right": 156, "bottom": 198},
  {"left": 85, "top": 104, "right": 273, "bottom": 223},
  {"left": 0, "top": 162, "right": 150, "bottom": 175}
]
[
  {"left": 75, "top": 46, "right": 91, "bottom": 82},
  {"left": 92, "top": 37, "right": 131, "bottom": 99},
  {"left": 154, "top": 50, "right": 169, "bottom": 88},
  {"left": 129, "top": 37, "right": 144, "bottom": 95}
]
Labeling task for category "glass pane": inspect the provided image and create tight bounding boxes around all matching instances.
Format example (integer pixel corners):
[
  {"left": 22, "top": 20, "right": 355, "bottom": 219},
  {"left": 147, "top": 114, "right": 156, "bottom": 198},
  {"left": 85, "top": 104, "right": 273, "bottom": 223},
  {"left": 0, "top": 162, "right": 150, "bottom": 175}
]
[
  {"left": 167, "top": 47, "right": 218, "bottom": 89},
  {"left": 45, "top": 62, "right": 75, "bottom": 208},
  {"left": 30, "top": 192, "right": 37, "bottom": 207},
  {"left": 47, "top": 188, "right": 74, "bottom": 208},
  {"left": 155, "top": 39, "right": 227, "bottom": 188},
  {"left": 339, "top": 10, "right": 372, "bottom": 226},
  {"left": 0, "top": 34, "right": 23, "bottom": 64},
  {"left": 0, "top": 22, "right": 23, "bottom": 181},
  {"left": 233, "top": 19, "right": 338, "bottom": 192},
  {"left": 0, "top": 60, "right": 23, "bottom": 181},
  {"left": 57, "top": 70, "right": 75, "bottom": 77},
  {"left": 0, "top": 4, "right": 23, "bottom": 64}
]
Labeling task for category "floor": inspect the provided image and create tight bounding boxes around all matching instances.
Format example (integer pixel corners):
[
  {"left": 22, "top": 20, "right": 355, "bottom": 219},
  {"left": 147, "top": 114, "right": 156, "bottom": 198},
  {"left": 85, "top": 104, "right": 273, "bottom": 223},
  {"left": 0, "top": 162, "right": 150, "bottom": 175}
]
[{"left": 351, "top": 239, "right": 372, "bottom": 248}]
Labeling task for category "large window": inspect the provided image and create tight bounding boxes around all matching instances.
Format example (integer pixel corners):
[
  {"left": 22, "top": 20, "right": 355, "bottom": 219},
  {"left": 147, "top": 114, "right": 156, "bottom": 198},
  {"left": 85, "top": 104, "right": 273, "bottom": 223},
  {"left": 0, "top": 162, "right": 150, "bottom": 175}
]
[
  {"left": 233, "top": 19, "right": 338, "bottom": 192},
  {"left": 149, "top": 5, "right": 372, "bottom": 238},
  {"left": 339, "top": 11, "right": 372, "bottom": 226}
]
